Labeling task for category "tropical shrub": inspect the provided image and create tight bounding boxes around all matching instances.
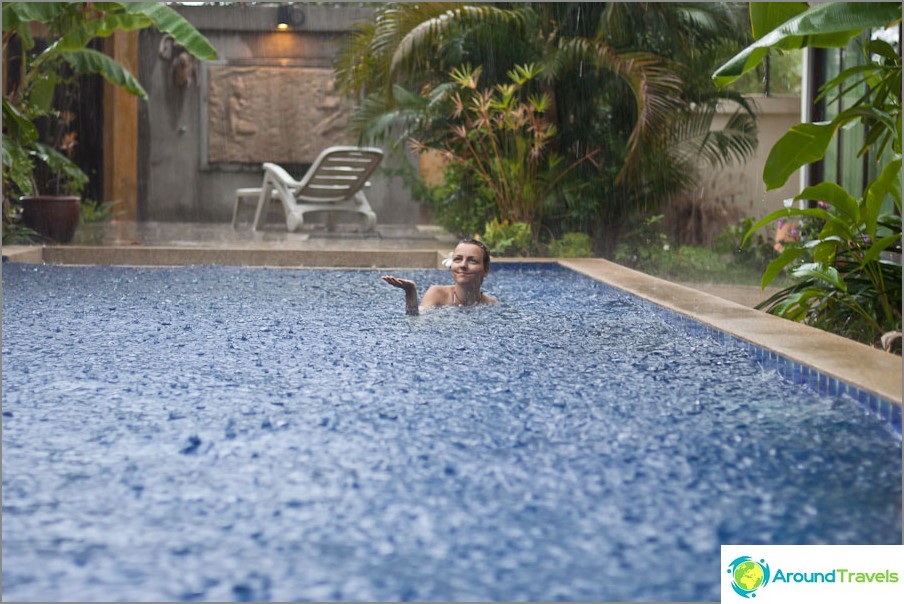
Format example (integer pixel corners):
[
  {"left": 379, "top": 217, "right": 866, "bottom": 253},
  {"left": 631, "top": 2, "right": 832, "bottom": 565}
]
[
  {"left": 413, "top": 161, "right": 496, "bottom": 239},
  {"left": 480, "top": 218, "right": 532, "bottom": 257},
  {"left": 410, "top": 63, "right": 595, "bottom": 239},
  {"left": 714, "top": 216, "right": 778, "bottom": 274},
  {"left": 548, "top": 232, "right": 593, "bottom": 258},
  {"left": 715, "top": 2, "right": 902, "bottom": 349},
  {"left": 336, "top": 3, "right": 759, "bottom": 250}
]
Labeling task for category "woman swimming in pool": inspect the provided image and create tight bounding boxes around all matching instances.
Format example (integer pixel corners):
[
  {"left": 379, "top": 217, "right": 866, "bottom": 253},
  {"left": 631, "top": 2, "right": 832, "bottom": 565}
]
[{"left": 382, "top": 239, "right": 499, "bottom": 315}]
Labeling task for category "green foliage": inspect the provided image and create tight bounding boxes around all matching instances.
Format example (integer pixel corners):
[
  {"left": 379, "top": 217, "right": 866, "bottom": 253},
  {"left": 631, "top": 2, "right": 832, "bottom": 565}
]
[
  {"left": 715, "top": 216, "right": 777, "bottom": 273},
  {"left": 412, "top": 63, "right": 595, "bottom": 238},
  {"left": 0, "top": 221, "right": 42, "bottom": 244},
  {"left": 1, "top": 2, "right": 216, "bottom": 218},
  {"left": 413, "top": 161, "right": 497, "bottom": 239},
  {"left": 744, "top": 167, "right": 902, "bottom": 346},
  {"left": 713, "top": 2, "right": 901, "bottom": 87},
  {"left": 548, "top": 232, "right": 593, "bottom": 258},
  {"left": 724, "top": 2, "right": 902, "bottom": 349},
  {"left": 79, "top": 199, "right": 121, "bottom": 224},
  {"left": 614, "top": 213, "right": 771, "bottom": 283},
  {"left": 614, "top": 214, "right": 673, "bottom": 271},
  {"left": 480, "top": 218, "right": 532, "bottom": 257},
  {"left": 337, "top": 3, "right": 760, "bottom": 247}
]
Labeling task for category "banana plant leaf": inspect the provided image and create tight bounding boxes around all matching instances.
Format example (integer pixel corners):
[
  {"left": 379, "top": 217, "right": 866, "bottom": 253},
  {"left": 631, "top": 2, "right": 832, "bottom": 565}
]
[
  {"left": 762, "top": 122, "right": 836, "bottom": 190},
  {"left": 122, "top": 3, "right": 217, "bottom": 61},
  {"left": 713, "top": 2, "right": 902, "bottom": 88},
  {"left": 62, "top": 48, "right": 147, "bottom": 99},
  {"left": 750, "top": 3, "right": 809, "bottom": 41}
]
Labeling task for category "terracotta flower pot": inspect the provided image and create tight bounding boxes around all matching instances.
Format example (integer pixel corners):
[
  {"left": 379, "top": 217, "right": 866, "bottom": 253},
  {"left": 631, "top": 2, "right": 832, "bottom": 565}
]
[{"left": 20, "top": 195, "right": 81, "bottom": 243}]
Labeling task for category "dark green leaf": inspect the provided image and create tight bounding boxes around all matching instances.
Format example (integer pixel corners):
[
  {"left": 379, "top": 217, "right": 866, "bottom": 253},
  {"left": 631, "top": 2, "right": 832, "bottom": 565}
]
[
  {"left": 32, "top": 142, "right": 88, "bottom": 191},
  {"left": 121, "top": 2, "right": 217, "bottom": 60},
  {"left": 762, "top": 247, "right": 805, "bottom": 288},
  {"left": 791, "top": 262, "right": 846, "bottom": 291},
  {"left": 796, "top": 181, "right": 859, "bottom": 224},
  {"left": 864, "top": 159, "right": 902, "bottom": 237},
  {"left": 2, "top": 2, "right": 65, "bottom": 32},
  {"left": 1, "top": 98, "right": 38, "bottom": 144},
  {"left": 764, "top": 122, "right": 836, "bottom": 190},
  {"left": 713, "top": 2, "right": 901, "bottom": 87},
  {"left": 861, "top": 233, "right": 902, "bottom": 266},
  {"left": 27, "top": 71, "right": 59, "bottom": 114},
  {"left": 61, "top": 49, "right": 147, "bottom": 99},
  {"left": 773, "top": 288, "right": 823, "bottom": 321}
]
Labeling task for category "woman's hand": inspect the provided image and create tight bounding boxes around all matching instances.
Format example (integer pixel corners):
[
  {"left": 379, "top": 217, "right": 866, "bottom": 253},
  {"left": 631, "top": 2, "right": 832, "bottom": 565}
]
[
  {"left": 382, "top": 276, "right": 419, "bottom": 315},
  {"left": 381, "top": 276, "right": 416, "bottom": 293}
]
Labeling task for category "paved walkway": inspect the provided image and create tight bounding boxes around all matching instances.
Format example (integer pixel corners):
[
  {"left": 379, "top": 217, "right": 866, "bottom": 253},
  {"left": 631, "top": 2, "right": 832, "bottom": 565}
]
[{"left": 72, "top": 220, "right": 458, "bottom": 250}]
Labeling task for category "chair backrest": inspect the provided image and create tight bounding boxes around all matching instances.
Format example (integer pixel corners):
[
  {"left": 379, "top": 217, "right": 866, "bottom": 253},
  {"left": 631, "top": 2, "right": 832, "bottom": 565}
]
[{"left": 295, "top": 146, "right": 384, "bottom": 203}]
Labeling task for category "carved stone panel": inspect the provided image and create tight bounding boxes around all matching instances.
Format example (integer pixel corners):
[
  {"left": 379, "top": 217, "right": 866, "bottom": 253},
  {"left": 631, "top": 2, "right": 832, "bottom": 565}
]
[{"left": 206, "top": 65, "right": 354, "bottom": 165}]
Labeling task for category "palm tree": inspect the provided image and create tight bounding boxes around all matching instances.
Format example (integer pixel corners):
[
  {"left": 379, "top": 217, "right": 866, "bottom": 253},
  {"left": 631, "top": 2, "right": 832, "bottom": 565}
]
[{"left": 335, "top": 2, "right": 759, "bottom": 249}]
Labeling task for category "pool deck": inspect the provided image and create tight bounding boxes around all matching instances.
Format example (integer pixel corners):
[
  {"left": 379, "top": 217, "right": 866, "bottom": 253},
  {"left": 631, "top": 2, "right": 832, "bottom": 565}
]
[{"left": 3, "top": 220, "right": 901, "bottom": 407}]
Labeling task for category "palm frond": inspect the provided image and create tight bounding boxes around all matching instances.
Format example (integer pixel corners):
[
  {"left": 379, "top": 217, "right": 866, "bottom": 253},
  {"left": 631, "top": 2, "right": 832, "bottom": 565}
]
[
  {"left": 390, "top": 5, "right": 534, "bottom": 79},
  {"left": 668, "top": 105, "right": 759, "bottom": 171},
  {"left": 348, "top": 86, "right": 428, "bottom": 149},
  {"left": 560, "top": 37, "right": 685, "bottom": 184}
]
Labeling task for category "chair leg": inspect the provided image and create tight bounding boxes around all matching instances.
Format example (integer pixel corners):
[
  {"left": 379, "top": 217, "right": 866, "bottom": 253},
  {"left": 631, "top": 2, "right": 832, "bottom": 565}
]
[
  {"left": 286, "top": 210, "right": 301, "bottom": 232},
  {"left": 354, "top": 191, "right": 378, "bottom": 232},
  {"left": 231, "top": 197, "right": 240, "bottom": 229},
  {"left": 233, "top": 188, "right": 262, "bottom": 229},
  {"left": 252, "top": 185, "right": 270, "bottom": 231}
]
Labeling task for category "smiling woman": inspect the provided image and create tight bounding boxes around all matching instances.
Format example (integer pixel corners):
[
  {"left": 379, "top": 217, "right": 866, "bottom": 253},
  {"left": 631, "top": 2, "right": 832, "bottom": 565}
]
[{"left": 382, "top": 239, "right": 499, "bottom": 315}]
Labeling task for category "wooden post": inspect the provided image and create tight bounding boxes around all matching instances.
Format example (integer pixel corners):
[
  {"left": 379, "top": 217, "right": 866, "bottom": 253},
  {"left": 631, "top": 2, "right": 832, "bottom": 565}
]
[{"left": 103, "top": 30, "right": 139, "bottom": 221}]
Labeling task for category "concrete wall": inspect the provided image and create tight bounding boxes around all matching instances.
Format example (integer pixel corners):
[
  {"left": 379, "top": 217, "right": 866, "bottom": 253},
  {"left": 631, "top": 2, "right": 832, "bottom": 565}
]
[
  {"left": 137, "top": 4, "right": 422, "bottom": 225},
  {"left": 709, "top": 94, "right": 802, "bottom": 221},
  {"left": 663, "top": 94, "right": 802, "bottom": 245}
]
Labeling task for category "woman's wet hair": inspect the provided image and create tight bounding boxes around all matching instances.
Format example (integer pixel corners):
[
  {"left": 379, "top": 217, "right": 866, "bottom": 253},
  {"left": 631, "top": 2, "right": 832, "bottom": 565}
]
[{"left": 457, "top": 238, "right": 491, "bottom": 268}]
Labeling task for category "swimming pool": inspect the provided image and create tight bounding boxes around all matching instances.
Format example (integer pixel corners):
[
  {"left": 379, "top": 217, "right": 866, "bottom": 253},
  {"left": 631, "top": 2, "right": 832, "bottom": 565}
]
[{"left": 2, "top": 262, "right": 901, "bottom": 601}]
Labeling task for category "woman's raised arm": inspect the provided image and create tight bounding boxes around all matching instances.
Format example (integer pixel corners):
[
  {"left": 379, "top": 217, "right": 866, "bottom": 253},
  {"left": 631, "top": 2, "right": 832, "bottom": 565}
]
[{"left": 381, "top": 276, "right": 419, "bottom": 316}]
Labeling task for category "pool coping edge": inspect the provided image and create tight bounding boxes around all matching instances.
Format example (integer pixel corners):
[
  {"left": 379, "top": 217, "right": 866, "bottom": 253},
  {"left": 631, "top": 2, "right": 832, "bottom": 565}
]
[{"left": 558, "top": 258, "right": 902, "bottom": 408}]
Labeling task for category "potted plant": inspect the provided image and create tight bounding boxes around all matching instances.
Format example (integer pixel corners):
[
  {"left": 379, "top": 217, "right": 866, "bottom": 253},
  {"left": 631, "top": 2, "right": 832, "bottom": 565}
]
[{"left": 2, "top": 2, "right": 217, "bottom": 243}]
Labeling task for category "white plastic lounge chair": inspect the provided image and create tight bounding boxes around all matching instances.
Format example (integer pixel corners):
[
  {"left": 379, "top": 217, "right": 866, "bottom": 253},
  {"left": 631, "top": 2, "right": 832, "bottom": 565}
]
[{"left": 237, "top": 146, "right": 383, "bottom": 232}]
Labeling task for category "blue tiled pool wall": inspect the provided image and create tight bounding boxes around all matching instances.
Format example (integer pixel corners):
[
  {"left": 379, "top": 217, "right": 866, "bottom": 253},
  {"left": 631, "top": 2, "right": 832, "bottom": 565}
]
[
  {"left": 500, "top": 263, "right": 902, "bottom": 439},
  {"left": 645, "top": 303, "right": 902, "bottom": 440}
]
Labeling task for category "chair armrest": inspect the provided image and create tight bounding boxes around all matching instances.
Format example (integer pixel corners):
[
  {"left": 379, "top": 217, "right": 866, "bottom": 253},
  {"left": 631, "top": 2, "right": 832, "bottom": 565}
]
[{"left": 262, "top": 162, "right": 301, "bottom": 187}]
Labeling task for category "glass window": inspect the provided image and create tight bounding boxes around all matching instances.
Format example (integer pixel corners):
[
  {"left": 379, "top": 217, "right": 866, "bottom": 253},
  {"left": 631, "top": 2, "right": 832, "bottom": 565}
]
[{"left": 810, "top": 26, "right": 899, "bottom": 203}]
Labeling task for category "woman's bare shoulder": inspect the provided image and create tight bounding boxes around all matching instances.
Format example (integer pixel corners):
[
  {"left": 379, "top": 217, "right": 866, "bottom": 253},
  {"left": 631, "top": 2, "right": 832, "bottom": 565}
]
[
  {"left": 481, "top": 293, "right": 500, "bottom": 305},
  {"left": 421, "top": 284, "right": 453, "bottom": 307}
]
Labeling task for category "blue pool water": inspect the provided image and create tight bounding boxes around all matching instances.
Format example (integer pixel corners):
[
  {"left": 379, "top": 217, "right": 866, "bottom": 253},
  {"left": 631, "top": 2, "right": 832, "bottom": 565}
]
[{"left": 2, "top": 262, "right": 901, "bottom": 602}]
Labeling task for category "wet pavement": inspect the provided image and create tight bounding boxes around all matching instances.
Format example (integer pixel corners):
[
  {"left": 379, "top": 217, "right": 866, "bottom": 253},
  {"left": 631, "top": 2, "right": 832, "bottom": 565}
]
[{"left": 72, "top": 220, "right": 457, "bottom": 250}]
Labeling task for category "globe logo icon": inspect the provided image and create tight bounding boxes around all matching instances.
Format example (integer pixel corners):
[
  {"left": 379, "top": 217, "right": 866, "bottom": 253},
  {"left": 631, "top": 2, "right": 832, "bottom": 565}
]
[{"left": 726, "top": 556, "right": 770, "bottom": 598}]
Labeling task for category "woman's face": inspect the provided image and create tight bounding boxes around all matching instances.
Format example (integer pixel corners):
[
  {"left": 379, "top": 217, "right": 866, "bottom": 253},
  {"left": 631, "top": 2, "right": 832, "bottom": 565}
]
[{"left": 450, "top": 243, "right": 489, "bottom": 286}]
